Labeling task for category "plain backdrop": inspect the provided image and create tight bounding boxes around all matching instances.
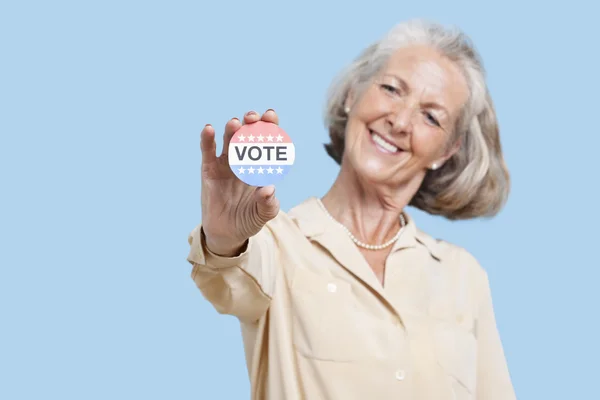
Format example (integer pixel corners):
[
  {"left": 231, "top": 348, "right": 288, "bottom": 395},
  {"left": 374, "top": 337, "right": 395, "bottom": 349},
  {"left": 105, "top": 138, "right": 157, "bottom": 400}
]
[{"left": 1, "top": 1, "right": 599, "bottom": 399}]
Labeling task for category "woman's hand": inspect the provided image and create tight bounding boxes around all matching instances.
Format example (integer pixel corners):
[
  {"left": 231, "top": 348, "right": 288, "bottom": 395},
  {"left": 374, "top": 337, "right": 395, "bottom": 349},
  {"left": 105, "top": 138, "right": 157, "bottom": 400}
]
[{"left": 200, "top": 110, "right": 281, "bottom": 256}]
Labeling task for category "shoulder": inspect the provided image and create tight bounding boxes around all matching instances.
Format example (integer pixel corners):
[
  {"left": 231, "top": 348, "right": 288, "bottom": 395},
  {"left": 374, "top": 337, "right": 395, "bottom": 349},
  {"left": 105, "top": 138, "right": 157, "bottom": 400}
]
[
  {"left": 261, "top": 201, "right": 311, "bottom": 241},
  {"left": 265, "top": 197, "right": 324, "bottom": 237},
  {"left": 414, "top": 227, "right": 489, "bottom": 282},
  {"left": 414, "top": 228, "right": 494, "bottom": 313}
]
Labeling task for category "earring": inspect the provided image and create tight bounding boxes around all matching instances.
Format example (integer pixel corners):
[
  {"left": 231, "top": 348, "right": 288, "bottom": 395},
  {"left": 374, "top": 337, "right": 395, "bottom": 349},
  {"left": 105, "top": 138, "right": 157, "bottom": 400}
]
[
  {"left": 431, "top": 163, "right": 439, "bottom": 170},
  {"left": 344, "top": 106, "right": 350, "bottom": 114}
]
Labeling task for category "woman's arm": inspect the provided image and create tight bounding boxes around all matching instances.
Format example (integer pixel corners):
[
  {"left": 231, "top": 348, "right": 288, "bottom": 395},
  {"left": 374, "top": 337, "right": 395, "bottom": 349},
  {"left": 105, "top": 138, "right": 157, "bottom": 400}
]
[
  {"left": 475, "top": 269, "right": 517, "bottom": 399},
  {"left": 187, "top": 224, "right": 277, "bottom": 323}
]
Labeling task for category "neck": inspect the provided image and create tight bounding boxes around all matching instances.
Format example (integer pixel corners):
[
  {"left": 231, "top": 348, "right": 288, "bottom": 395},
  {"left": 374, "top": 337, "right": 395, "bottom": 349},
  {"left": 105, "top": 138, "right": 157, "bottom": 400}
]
[{"left": 321, "top": 163, "right": 418, "bottom": 245}]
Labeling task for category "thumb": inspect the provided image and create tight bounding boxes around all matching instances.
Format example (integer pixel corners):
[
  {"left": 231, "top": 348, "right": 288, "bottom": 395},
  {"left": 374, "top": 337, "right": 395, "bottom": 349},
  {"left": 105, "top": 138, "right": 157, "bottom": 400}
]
[{"left": 254, "top": 185, "right": 280, "bottom": 222}]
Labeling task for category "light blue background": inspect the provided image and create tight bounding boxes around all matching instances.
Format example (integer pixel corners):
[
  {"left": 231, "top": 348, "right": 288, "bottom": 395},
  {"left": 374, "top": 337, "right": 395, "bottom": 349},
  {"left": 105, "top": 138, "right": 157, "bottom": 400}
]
[{"left": 1, "top": 1, "right": 598, "bottom": 399}]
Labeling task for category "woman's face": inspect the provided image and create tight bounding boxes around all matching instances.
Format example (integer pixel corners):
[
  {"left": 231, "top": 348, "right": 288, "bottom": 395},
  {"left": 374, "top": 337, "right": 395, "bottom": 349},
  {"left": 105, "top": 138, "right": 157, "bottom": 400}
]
[{"left": 343, "top": 45, "right": 469, "bottom": 190}]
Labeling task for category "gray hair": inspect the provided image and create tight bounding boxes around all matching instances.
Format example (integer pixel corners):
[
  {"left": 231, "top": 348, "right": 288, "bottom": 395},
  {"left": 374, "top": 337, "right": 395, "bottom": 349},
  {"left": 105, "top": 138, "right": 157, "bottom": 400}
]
[{"left": 323, "top": 19, "right": 510, "bottom": 220}]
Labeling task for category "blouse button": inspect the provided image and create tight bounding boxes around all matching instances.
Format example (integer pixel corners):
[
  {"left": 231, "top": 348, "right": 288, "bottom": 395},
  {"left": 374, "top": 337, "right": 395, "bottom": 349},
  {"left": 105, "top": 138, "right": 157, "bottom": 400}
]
[
  {"left": 395, "top": 369, "right": 406, "bottom": 381},
  {"left": 327, "top": 283, "right": 337, "bottom": 293}
]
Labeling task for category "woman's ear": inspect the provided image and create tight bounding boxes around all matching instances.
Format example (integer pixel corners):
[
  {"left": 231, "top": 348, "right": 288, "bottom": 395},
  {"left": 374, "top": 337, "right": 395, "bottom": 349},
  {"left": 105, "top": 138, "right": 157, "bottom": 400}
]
[
  {"left": 430, "top": 138, "right": 461, "bottom": 170},
  {"left": 344, "top": 89, "right": 356, "bottom": 113}
]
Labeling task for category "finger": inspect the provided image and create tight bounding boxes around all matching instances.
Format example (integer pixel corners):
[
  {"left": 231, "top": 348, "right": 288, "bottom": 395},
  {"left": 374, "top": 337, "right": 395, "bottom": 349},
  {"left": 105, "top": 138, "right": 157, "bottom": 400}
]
[
  {"left": 200, "top": 124, "right": 217, "bottom": 165},
  {"left": 242, "top": 110, "right": 261, "bottom": 125},
  {"left": 222, "top": 117, "right": 242, "bottom": 156},
  {"left": 260, "top": 109, "right": 279, "bottom": 125},
  {"left": 255, "top": 185, "right": 276, "bottom": 200},
  {"left": 254, "top": 185, "right": 279, "bottom": 222}
]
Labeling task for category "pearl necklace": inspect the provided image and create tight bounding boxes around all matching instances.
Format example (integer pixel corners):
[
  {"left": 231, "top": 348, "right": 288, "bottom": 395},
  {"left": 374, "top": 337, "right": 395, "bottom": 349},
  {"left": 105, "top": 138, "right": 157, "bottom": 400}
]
[{"left": 317, "top": 199, "right": 406, "bottom": 251}]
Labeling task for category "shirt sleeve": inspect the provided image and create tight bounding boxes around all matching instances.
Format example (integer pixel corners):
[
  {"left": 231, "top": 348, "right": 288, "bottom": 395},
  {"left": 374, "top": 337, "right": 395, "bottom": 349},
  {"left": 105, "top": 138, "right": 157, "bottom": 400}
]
[
  {"left": 186, "top": 224, "right": 277, "bottom": 323},
  {"left": 475, "top": 268, "right": 517, "bottom": 400}
]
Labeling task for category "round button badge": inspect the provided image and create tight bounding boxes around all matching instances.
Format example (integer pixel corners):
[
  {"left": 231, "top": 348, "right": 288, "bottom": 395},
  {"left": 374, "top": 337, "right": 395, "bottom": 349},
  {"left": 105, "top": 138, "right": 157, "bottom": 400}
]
[{"left": 228, "top": 121, "right": 295, "bottom": 186}]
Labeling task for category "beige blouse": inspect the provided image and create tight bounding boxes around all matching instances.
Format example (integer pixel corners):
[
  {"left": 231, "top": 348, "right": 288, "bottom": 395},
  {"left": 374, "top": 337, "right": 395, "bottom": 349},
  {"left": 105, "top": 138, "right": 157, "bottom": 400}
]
[{"left": 187, "top": 197, "right": 516, "bottom": 399}]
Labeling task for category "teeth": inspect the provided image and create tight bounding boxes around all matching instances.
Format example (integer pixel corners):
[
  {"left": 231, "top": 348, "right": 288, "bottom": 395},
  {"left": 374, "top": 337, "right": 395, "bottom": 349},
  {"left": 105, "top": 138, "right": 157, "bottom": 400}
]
[{"left": 371, "top": 132, "right": 399, "bottom": 152}]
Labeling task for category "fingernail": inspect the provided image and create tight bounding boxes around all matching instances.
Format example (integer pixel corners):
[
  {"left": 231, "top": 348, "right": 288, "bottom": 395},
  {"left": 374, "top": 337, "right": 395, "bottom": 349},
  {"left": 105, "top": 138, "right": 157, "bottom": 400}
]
[
  {"left": 265, "top": 108, "right": 275, "bottom": 113},
  {"left": 205, "top": 123, "right": 212, "bottom": 127},
  {"left": 246, "top": 111, "right": 257, "bottom": 116},
  {"left": 232, "top": 117, "right": 239, "bottom": 121}
]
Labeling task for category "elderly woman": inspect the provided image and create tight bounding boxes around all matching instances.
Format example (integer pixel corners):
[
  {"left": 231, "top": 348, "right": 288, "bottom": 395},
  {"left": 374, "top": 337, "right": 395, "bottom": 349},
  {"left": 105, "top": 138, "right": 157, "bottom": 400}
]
[{"left": 187, "top": 19, "right": 515, "bottom": 400}]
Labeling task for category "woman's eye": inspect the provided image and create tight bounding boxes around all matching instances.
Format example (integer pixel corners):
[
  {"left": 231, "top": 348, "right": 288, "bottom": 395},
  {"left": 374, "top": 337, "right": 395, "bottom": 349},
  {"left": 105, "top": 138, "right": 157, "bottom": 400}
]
[
  {"left": 424, "top": 112, "right": 440, "bottom": 127},
  {"left": 381, "top": 84, "right": 399, "bottom": 95}
]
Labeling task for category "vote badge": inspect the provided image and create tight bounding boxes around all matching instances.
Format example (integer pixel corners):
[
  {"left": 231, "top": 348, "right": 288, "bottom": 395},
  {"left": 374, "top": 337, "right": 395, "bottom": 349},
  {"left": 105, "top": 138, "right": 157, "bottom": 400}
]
[{"left": 228, "top": 121, "right": 295, "bottom": 186}]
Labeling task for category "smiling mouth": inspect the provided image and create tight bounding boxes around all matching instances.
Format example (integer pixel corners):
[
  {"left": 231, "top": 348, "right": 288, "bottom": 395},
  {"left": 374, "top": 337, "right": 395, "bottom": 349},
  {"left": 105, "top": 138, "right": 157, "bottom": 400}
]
[{"left": 369, "top": 130, "right": 401, "bottom": 154}]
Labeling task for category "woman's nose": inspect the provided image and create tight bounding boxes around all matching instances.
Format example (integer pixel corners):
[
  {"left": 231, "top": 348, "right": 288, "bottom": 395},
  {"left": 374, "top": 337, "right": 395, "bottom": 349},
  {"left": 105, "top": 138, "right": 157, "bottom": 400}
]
[{"left": 390, "top": 101, "right": 416, "bottom": 135}]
